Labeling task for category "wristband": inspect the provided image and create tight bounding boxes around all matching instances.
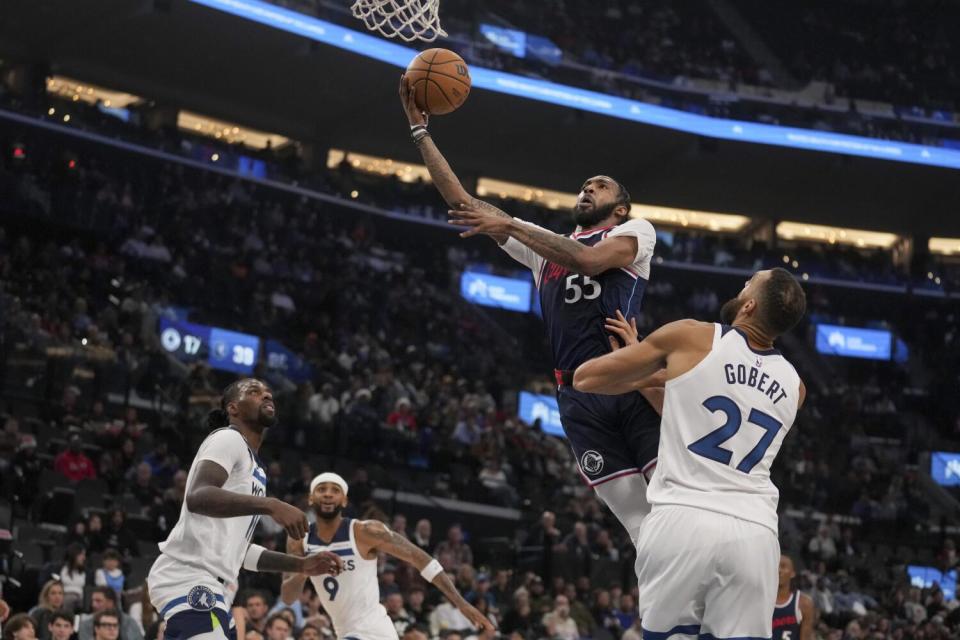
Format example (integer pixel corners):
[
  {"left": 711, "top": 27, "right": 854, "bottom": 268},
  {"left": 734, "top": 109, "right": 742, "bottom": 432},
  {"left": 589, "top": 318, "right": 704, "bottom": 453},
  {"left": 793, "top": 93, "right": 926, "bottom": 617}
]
[
  {"left": 243, "top": 543, "right": 266, "bottom": 571},
  {"left": 412, "top": 130, "right": 431, "bottom": 144},
  {"left": 420, "top": 558, "right": 444, "bottom": 582}
]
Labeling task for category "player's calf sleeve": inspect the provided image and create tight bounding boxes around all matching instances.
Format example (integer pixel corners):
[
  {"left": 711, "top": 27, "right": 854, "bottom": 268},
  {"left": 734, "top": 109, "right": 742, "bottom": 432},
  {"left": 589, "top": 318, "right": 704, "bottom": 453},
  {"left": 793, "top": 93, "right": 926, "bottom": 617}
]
[{"left": 593, "top": 472, "right": 651, "bottom": 545}]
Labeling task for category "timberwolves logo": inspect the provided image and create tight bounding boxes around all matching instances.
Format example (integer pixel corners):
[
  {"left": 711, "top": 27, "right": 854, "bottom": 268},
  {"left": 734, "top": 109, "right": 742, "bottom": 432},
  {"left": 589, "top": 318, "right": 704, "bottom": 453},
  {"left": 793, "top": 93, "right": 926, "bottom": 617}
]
[
  {"left": 581, "top": 450, "right": 604, "bottom": 476},
  {"left": 188, "top": 585, "right": 216, "bottom": 611}
]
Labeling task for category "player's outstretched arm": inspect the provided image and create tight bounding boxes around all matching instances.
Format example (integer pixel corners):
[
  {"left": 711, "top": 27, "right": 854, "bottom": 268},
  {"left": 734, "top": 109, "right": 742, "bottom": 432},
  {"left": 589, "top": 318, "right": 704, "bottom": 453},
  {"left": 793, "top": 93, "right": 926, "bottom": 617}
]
[
  {"left": 358, "top": 520, "right": 496, "bottom": 633},
  {"left": 243, "top": 543, "right": 343, "bottom": 576},
  {"left": 449, "top": 202, "right": 638, "bottom": 276},
  {"left": 186, "top": 461, "right": 309, "bottom": 539},
  {"left": 574, "top": 319, "right": 708, "bottom": 395},
  {"left": 399, "top": 76, "right": 510, "bottom": 240}
]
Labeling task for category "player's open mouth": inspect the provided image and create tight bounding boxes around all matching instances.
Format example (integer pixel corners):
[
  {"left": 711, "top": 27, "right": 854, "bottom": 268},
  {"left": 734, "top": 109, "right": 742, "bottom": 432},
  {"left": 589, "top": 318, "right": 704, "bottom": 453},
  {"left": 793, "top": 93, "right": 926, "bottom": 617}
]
[{"left": 577, "top": 199, "right": 593, "bottom": 209}]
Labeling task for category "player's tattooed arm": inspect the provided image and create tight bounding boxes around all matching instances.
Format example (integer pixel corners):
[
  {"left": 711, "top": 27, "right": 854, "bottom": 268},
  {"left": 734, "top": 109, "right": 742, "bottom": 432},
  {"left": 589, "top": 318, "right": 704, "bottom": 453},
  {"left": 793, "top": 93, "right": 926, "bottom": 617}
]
[
  {"left": 449, "top": 201, "right": 637, "bottom": 275},
  {"left": 358, "top": 521, "right": 496, "bottom": 633}
]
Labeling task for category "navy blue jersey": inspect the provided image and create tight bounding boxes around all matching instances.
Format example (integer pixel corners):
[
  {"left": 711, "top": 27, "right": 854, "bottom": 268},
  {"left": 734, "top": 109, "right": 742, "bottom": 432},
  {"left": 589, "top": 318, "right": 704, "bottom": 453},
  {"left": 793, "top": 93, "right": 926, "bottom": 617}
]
[
  {"left": 772, "top": 591, "right": 802, "bottom": 640},
  {"left": 533, "top": 222, "right": 655, "bottom": 370}
]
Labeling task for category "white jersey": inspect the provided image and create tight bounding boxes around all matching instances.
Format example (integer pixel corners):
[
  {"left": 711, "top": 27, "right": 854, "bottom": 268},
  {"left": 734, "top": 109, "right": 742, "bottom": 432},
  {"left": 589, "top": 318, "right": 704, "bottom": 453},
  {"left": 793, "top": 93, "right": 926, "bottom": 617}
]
[
  {"left": 156, "top": 427, "right": 267, "bottom": 582},
  {"left": 304, "top": 519, "right": 396, "bottom": 640},
  {"left": 648, "top": 323, "right": 801, "bottom": 533}
]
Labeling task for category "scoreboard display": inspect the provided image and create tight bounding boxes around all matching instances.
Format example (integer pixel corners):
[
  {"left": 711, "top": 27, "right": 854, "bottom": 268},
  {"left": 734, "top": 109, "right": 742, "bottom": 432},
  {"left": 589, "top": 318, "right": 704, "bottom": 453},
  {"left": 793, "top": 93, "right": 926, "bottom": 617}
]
[{"left": 159, "top": 318, "right": 260, "bottom": 375}]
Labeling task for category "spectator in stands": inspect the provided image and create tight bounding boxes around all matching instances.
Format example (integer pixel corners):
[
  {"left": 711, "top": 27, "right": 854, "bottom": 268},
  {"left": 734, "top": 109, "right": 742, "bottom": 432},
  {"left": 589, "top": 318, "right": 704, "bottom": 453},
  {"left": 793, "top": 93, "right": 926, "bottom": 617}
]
[
  {"left": 385, "top": 593, "right": 412, "bottom": 636},
  {"left": 501, "top": 590, "right": 538, "bottom": 638},
  {"left": 541, "top": 595, "right": 578, "bottom": 640},
  {"left": 128, "top": 462, "right": 161, "bottom": 509},
  {"left": 613, "top": 593, "right": 638, "bottom": 630},
  {"left": 477, "top": 459, "right": 517, "bottom": 507},
  {"left": 3, "top": 614, "right": 37, "bottom": 640},
  {"left": 94, "top": 549, "right": 125, "bottom": 599},
  {"left": 91, "top": 611, "right": 120, "bottom": 640},
  {"left": 47, "top": 613, "right": 74, "bottom": 640},
  {"left": 27, "top": 580, "right": 65, "bottom": 640},
  {"left": 264, "top": 614, "right": 292, "bottom": 640},
  {"left": 12, "top": 435, "right": 41, "bottom": 512},
  {"left": 53, "top": 435, "right": 96, "bottom": 483},
  {"left": 245, "top": 592, "right": 271, "bottom": 634},
  {"left": 59, "top": 543, "right": 88, "bottom": 611},
  {"left": 405, "top": 587, "right": 429, "bottom": 626},
  {"left": 562, "top": 522, "right": 592, "bottom": 577},
  {"left": 427, "top": 597, "right": 472, "bottom": 638},
  {"left": 808, "top": 524, "right": 838, "bottom": 563},
  {"left": 155, "top": 469, "right": 187, "bottom": 536},
  {"left": 412, "top": 519, "right": 432, "bottom": 552},
  {"left": 591, "top": 590, "right": 620, "bottom": 635},
  {"left": 434, "top": 525, "right": 473, "bottom": 571},
  {"left": 401, "top": 625, "right": 429, "bottom": 640},
  {"left": 379, "top": 564, "right": 401, "bottom": 597},
  {"left": 0, "top": 417, "right": 19, "bottom": 471},
  {"left": 592, "top": 529, "right": 619, "bottom": 561},
  {"left": 78, "top": 588, "right": 143, "bottom": 640},
  {"left": 387, "top": 398, "right": 417, "bottom": 434},
  {"left": 103, "top": 510, "right": 138, "bottom": 558},
  {"left": 561, "top": 585, "right": 593, "bottom": 637}
]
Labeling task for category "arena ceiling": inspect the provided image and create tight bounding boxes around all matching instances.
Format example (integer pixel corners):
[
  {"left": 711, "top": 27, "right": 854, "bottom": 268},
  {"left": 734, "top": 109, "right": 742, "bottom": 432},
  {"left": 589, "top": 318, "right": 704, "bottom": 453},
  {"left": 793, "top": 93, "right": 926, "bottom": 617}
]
[{"left": 3, "top": 0, "right": 959, "bottom": 236}]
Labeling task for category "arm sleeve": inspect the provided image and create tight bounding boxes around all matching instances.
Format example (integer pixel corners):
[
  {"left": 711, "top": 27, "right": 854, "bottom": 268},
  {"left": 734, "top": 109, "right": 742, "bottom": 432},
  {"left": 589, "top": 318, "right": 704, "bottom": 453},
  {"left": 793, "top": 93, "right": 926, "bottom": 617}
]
[
  {"left": 196, "top": 429, "right": 248, "bottom": 476},
  {"left": 243, "top": 543, "right": 267, "bottom": 571},
  {"left": 607, "top": 218, "right": 657, "bottom": 267},
  {"left": 498, "top": 219, "right": 546, "bottom": 280}
]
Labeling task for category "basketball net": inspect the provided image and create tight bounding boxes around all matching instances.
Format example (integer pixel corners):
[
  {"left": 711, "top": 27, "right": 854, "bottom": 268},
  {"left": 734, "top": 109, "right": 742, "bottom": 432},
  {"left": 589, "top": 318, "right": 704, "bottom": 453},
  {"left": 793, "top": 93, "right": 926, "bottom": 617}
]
[{"left": 350, "top": 0, "right": 447, "bottom": 42}]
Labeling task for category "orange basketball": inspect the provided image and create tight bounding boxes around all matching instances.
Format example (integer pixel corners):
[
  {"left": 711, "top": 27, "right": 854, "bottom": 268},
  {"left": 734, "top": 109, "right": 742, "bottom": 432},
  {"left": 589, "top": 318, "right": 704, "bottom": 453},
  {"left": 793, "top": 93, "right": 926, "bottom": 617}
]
[{"left": 405, "top": 48, "right": 471, "bottom": 115}]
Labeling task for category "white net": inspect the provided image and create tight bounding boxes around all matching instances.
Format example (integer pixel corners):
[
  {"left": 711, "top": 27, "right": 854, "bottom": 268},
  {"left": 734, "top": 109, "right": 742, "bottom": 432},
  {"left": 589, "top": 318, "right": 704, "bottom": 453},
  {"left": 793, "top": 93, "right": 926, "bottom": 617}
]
[{"left": 350, "top": 0, "right": 447, "bottom": 42}]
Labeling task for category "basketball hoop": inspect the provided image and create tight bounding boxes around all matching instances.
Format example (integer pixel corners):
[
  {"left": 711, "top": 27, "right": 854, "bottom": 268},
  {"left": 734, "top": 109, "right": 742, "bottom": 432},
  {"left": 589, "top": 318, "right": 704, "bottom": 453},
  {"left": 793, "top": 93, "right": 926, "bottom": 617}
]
[{"left": 350, "top": 0, "right": 447, "bottom": 42}]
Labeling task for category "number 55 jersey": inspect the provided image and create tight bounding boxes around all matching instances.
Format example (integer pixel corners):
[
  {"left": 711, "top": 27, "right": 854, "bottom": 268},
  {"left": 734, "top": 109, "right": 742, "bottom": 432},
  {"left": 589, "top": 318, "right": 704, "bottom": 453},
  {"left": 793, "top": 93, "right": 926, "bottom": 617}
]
[
  {"left": 304, "top": 519, "right": 397, "bottom": 640},
  {"left": 650, "top": 323, "right": 801, "bottom": 533}
]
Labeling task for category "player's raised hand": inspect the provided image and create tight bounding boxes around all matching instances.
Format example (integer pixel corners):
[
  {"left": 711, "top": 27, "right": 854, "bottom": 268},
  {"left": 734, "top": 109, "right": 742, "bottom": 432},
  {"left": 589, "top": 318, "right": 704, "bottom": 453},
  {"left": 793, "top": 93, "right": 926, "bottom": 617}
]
[
  {"left": 399, "top": 75, "right": 428, "bottom": 127},
  {"left": 301, "top": 551, "right": 344, "bottom": 576},
  {"left": 458, "top": 601, "right": 496, "bottom": 634},
  {"left": 448, "top": 203, "right": 512, "bottom": 238},
  {"left": 605, "top": 309, "right": 639, "bottom": 351},
  {"left": 268, "top": 498, "right": 309, "bottom": 540}
]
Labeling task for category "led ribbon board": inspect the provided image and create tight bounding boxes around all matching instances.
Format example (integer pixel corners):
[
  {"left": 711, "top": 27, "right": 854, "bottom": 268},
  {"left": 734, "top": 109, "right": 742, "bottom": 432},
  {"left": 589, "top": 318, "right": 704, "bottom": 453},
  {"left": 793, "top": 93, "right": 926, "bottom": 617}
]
[
  {"left": 159, "top": 317, "right": 260, "bottom": 374},
  {"left": 814, "top": 324, "right": 892, "bottom": 361},
  {"left": 518, "top": 391, "right": 563, "bottom": 437},
  {"left": 190, "top": 0, "right": 960, "bottom": 170}
]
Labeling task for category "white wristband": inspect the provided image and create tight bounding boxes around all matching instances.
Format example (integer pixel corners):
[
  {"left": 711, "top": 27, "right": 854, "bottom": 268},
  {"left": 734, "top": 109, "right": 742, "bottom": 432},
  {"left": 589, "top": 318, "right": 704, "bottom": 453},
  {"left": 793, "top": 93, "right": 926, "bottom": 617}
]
[
  {"left": 419, "top": 558, "right": 444, "bottom": 582},
  {"left": 243, "top": 543, "right": 266, "bottom": 571}
]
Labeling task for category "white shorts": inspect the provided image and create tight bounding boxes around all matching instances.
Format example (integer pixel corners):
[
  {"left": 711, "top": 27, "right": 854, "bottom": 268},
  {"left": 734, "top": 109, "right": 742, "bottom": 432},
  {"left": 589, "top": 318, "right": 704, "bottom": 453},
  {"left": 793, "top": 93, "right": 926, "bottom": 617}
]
[
  {"left": 635, "top": 505, "right": 779, "bottom": 640},
  {"left": 147, "top": 554, "right": 233, "bottom": 624}
]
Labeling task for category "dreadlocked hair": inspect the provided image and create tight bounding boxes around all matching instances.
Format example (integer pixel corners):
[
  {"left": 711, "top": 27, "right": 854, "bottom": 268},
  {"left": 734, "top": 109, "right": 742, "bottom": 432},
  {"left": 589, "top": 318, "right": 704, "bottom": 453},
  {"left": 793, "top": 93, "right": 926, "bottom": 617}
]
[{"left": 206, "top": 379, "right": 250, "bottom": 430}]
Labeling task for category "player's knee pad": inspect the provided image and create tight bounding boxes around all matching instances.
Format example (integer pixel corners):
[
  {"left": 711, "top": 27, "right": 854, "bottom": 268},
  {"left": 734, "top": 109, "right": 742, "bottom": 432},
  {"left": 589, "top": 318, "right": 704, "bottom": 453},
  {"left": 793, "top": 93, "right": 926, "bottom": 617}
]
[{"left": 593, "top": 472, "right": 651, "bottom": 544}]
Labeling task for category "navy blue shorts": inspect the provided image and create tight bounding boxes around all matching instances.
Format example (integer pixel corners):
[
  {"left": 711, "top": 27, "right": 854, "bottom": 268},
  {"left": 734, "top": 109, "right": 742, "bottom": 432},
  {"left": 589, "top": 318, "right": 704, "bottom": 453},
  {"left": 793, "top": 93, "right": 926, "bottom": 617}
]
[
  {"left": 557, "top": 385, "right": 660, "bottom": 486},
  {"left": 164, "top": 609, "right": 232, "bottom": 640}
]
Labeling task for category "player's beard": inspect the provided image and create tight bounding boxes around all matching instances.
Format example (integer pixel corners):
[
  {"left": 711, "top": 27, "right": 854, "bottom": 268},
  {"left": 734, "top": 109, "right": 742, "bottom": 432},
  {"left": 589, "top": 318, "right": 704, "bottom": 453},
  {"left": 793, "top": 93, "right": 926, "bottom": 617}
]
[
  {"left": 573, "top": 201, "right": 618, "bottom": 228},
  {"left": 316, "top": 505, "right": 343, "bottom": 521},
  {"left": 720, "top": 296, "right": 746, "bottom": 325},
  {"left": 256, "top": 405, "right": 278, "bottom": 430}
]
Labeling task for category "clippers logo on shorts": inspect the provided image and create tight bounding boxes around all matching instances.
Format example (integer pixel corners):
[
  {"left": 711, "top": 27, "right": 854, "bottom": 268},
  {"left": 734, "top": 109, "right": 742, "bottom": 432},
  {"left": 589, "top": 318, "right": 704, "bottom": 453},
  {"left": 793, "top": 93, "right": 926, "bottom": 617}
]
[
  {"left": 187, "top": 585, "right": 216, "bottom": 611},
  {"left": 581, "top": 450, "right": 604, "bottom": 475}
]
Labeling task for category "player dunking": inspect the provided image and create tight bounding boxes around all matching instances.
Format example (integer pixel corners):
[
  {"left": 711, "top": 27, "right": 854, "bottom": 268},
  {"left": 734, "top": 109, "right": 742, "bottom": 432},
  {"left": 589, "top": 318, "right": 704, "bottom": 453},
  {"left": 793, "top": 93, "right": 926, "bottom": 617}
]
[
  {"left": 574, "top": 268, "right": 807, "bottom": 640},
  {"left": 148, "top": 379, "right": 343, "bottom": 640},
  {"left": 773, "top": 555, "right": 815, "bottom": 640},
  {"left": 280, "top": 473, "right": 493, "bottom": 640},
  {"left": 400, "top": 77, "right": 662, "bottom": 543}
]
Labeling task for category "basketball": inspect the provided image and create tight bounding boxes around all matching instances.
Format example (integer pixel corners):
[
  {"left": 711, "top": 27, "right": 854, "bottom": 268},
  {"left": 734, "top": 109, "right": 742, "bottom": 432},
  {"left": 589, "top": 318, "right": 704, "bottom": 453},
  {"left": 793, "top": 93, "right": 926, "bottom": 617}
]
[{"left": 405, "top": 48, "right": 471, "bottom": 115}]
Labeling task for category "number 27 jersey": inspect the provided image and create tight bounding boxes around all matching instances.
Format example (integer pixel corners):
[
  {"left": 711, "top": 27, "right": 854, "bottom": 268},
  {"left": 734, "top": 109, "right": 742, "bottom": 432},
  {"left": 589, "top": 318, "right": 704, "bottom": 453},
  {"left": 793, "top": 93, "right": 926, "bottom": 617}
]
[
  {"left": 649, "top": 324, "right": 801, "bottom": 533},
  {"left": 500, "top": 218, "right": 656, "bottom": 371}
]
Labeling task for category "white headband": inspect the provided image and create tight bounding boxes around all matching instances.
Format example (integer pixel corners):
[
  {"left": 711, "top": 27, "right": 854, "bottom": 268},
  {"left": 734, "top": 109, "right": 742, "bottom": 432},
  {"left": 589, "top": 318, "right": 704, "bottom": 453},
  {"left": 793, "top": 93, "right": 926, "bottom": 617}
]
[{"left": 310, "top": 472, "right": 349, "bottom": 496}]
